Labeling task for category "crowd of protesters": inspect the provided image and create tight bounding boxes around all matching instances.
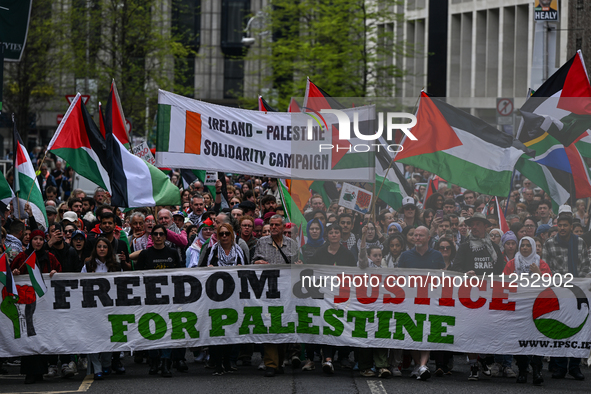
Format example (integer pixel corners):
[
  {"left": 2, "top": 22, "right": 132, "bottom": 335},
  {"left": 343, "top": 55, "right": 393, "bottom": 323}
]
[{"left": 0, "top": 156, "right": 590, "bottom": 386}]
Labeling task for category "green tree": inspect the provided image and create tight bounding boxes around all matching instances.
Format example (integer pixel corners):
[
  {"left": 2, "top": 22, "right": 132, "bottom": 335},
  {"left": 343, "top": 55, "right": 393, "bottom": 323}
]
[
  {"left": 67, "top": 0, "right": 196, "bottom": 138},
  {"left": 4, "top": 0, "right": 62, "bottom": 143},
  {"left": 251, "top": 0, "right": 411, "bottom": 110}
]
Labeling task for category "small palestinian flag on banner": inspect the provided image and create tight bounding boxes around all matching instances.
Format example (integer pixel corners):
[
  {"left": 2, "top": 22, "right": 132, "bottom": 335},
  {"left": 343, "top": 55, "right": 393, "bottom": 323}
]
[
  {"left": 0, "top": 253, "right": 18, "bottom": 298},
  {"left": 24, "top": 252, "right": 47, "bottom": 298}
]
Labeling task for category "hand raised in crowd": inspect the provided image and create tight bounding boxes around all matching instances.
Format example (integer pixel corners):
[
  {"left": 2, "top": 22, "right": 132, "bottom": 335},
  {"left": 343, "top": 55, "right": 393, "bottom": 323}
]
[
  {"left": 430, "top": 216, "right": 442, "bottom": 235},
  {"left": 113, "top": 227, "right": 121, "bottom": 240},
  {"left": 24, "top": 202, "right": 33, "bottom": 217},
  {"left": 375, "top": 224, "right": 383, "bottom": 239},
  {"left": 215, "top": 179, "right": 222, "bottom": 193},
  {"left": 48, "top": 228, "right": 62, "bottom": 247},
  {"left": 361, "top": 224, "right": 368, "bottom": 239}
]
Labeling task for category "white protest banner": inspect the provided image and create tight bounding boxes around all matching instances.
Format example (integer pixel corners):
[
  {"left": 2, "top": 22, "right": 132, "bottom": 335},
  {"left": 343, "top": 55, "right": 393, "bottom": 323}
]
[
  {"left": 339, "top": 182, "right": 373, "bottom": 214},
  {"left": 1, "top": 266, "right": 591, "bottom": 357},
  {"left": 132, "top": 142, "right": 156, "bottom": 166},
  {"left": 155, "top": 90, "right": 374, "bottom": 181}
]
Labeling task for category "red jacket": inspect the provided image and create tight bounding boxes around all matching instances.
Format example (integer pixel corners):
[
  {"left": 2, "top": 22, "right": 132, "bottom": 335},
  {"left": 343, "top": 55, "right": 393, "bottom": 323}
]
[{"left": 11, "top": 250, "right": 62, "bottom": 274}]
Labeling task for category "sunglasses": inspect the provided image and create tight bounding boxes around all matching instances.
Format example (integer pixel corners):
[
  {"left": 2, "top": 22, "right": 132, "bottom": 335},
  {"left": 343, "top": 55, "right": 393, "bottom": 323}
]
[
  {"left": 439, "top": 246, "right": 451, "bottom": 250},
  {"left": 59, "top": 210, "right": 67, "bottom": 214},
  {"left": 283, "top": 232, "right": 291, "bottom": 236},
  {"left": 152, "top": 232, "right": 166, "bottom": 237},
  {"left": 219, "top": 232, "right": 231, "bottom": 237},
  {"left": 64, "top": 229, "right": 74, "bottom": 234}
]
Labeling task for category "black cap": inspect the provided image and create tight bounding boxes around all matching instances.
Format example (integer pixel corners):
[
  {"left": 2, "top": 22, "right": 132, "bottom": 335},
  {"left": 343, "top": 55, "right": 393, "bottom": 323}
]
[{"left": 238, "top": 201, "right": 256, "bottom": 212}]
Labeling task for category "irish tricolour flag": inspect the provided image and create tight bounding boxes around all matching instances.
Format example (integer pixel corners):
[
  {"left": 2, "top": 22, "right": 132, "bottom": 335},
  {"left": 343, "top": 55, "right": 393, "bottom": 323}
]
[
  {"left": 13, "top": 127, "right": 47, "bottom": 229},
  {"left": 24, "top": 252, "right": 47, "bottom": 298}
]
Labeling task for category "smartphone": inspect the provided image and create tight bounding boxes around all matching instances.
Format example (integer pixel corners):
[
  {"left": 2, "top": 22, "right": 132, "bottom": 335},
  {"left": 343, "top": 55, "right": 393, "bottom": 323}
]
[
  {"left": 53, "top": 223, "right": 62, "bottom": 232},
  {"left": 436, "top": 210, "right": 444, "bottom": 220}
]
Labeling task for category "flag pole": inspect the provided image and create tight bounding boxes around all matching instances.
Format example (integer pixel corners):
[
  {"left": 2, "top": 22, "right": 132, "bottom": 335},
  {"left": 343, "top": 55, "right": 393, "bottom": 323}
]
[
  {"left": 11, "top": 114, "right": 21, "bottom": 220},
  {"left": 373, "top": 91, "right": 422, "bottom": 207},
  {"left": 26, "top": 150, "right": 49, "bottom": 203},
  {"left": 504, "top": 170, "right": 516, "bottom": 217}
]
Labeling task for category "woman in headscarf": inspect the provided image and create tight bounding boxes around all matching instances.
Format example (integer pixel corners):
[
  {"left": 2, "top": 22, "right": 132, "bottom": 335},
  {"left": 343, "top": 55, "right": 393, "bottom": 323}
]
[
  {"left": 502, "top": 236, "right": 550, "bottom": 385},
  {"left": 253, "top": 218, "right": 264, "bottom": 238},
  {"left": 387, "top": 222, "right": 402, "bottom": 236},
  {"left": 300, "top": 218, "right": 324, "bottom": 264},
  {"left": 501, "top": 231, "right": 518, "bottom": 263},
  {"left": 489, "top": 228, "right": 504, "bottom": 249},
  {"left": 186, "top": 218, "right": 215, "bottom": 268},
  {"left": 503, "top": 236, "right": 551, "bottom": 275},
  {"left": 10, "top": 230, "right": 61, "bottom": 384}
]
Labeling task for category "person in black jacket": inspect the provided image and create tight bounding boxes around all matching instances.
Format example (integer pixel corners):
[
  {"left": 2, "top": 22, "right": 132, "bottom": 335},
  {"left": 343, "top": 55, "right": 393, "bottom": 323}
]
[
  {"left": 136, "top": 225, "right": 181, "bottom": 378},
  {"left": 451, "top": 212, "right": 505, "bottom": 382},
  {"left": 46, "top": 223, "right": 81, "bottom": 273}
]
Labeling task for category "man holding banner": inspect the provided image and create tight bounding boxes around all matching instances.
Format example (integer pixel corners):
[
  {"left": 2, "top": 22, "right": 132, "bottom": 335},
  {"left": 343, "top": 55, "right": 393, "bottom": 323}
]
[{"left": 253, "top": 215, "right": 299, "bottom": 377}]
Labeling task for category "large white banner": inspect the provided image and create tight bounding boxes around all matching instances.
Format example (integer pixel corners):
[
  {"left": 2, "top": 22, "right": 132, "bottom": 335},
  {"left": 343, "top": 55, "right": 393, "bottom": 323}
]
[
  {"left": 155, "top": 90, "right": 375, "bottom": 181},
  {"left": 2, "top": 266, "right": 591, "bottom": 357}
]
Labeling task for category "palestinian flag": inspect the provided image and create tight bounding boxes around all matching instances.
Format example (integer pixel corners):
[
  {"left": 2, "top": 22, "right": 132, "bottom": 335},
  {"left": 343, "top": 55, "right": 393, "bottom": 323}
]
[
  {"left": 520, "top": 50, "right": 591, "bottom": 148},
  {"left": 422, "top": 178, "right": 438, "bottom": 206},
  {"left": 47, "top": 93, "right": 111, "bottom": 192},
  {"left": 279, "top": 181, "right": 307, "bottom": 235},
  {"left": 23, "top": 252, "right": 47, "bottom": 298},
  {"left": 303, "top": 77, "right": 346, "bottom": 112},
  {"left": 106, "top": 80, "right": 131, "bottom": 148},
  {"left": 13, "top": 124, "right": 47, "bottom": 229},
  {"left": 309, "top": 181, "right": 340, "bottom": 208},
  {"left": 103, "top": 93, "right": 180, "bottom": 208},
  {"left": 515, "top": 51, "right": 591, "bottom": 212},
  {"left": 288, "top": 98, "right": 301, "bottom": 113},
  {"left": 180, "top": 169, "right": 216, "bottom": 197},
  {"left": 258, "top": 96, "right": 277, "bottom": 112},
  {"left": 0, "top": 253, "right": 17, "bottom": 298},
  {"left": 302, "top": 78, "right": 373, "bottom": 171},
  {"left": 395, "top": 92, "right": 530, "bottom": 197},
  {"left": 0, "top": 171, "right": 14, "bottom": 211},
  {"left": 375, "top": 136, "right": 412, "bottom": 210},
  {"left": 483, "top": 196, "right": 509, "bottom": 233}
]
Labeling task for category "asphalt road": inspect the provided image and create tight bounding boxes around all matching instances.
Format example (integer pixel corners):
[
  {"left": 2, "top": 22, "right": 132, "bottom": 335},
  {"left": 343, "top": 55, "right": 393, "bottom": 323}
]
[{"left": 2, "top": 352, "right": 591, "bottom": 394}]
